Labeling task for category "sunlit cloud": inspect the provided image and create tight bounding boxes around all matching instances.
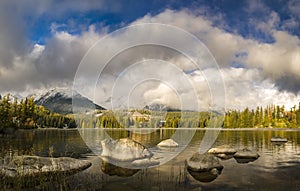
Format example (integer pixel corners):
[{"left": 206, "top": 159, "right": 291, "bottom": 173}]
[{"left": 0, "top": 1, "right": 299, "bottom": 111}]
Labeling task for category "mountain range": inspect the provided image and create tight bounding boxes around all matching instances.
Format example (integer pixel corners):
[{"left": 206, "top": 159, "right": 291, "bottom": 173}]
[{"left": 31, "top": 88, "right": 105, "bottom": 114}]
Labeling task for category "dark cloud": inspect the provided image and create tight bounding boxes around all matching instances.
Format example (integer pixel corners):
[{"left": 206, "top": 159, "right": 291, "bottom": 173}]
[
  {"left": 275, "top": 75, "right": 300, "bottom": 94},
  {"left": 36, "top": 34, "right": 86, "bottom": 80},
  {"left": 0, "top": 1, "right": 29, "bottom": 68}
]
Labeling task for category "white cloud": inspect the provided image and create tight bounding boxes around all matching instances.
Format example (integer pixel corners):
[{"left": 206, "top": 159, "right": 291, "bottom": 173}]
[
  {"left": 0, "top": 25, "right": 105, "bottom": 93},
  {"left": 255, "top": 11, "right": 280, "bottom": 34},
  {"left": 246, "top": 30, "right": 300, "bottom": 79},
  {"left": 247, "top": 0, "right": 269, "bottom": 14},
  {"left": 207, "top": 67, "right": 300, "bottom": 110},
  {"left": 128, "top": 9, "right": 300, "bottom": 109},
  {"left": 136, "top": 9, "right": 300, "bottom": 92},
  {"left": 283, "top": 18, "right": 299, "bottom": 30},
  {"left": 143, "top": 83, "right": 180, "bottom": 109},
  {"left": 1, "top": 7, "right": 300, "bottom": 111}
]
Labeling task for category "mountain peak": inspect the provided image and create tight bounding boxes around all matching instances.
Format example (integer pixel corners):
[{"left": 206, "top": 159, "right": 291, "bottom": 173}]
[{"left": 33, "top": 87, "right": 105, "bottom": 114}]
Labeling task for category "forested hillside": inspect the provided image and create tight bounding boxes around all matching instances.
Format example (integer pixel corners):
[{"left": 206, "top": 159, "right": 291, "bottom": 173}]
[
  {"left": 224, "top": 104, "right": 300, "bottom": 128},
  {"left": 0, "top": 94, "right": 76, "bottom": 133}
]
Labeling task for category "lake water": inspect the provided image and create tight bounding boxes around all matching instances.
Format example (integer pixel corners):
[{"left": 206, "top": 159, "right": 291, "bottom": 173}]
[{"left": 1, "top": 128, "right": 300, "bottom": 190}]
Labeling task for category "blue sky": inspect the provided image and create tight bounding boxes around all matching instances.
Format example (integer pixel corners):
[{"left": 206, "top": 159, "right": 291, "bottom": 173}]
[
  {"left": 27, "top": 0, "right": 300, "bottom": 44},
  {"left": 0, "top": 0, "right": 300, "bottom": 110}
]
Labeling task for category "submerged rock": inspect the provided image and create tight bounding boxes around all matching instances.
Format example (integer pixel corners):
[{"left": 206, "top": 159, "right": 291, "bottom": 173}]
[
  {"left": 208, "top": 145, "right": 237, "bottom": 155},
  {"left": 101, "top": 138, "right": 153, "bottom": 162},
  {"left": 157, "top": 139, "right": 179, "bottom": 147},
  {"left": 186, "top": 153, "right": 223, "bottom": 183},
  {"left": 0, "top": 155, "right": 91, "bottom": 180}
]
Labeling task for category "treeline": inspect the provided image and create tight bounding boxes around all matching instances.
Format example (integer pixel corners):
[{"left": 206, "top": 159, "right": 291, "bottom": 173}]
[
  {"left": 162, "top": 104, "right": 300, "bottom": 128},
  {"left": 224, "top": 104, "right": 300, "bottom": 128},
  {"left": 0, "top": 94, "right": 76, "bottom": 132},
  {"left": 76, "top": 111, "right": 219, "bottom": 128},
  {"left": 77, "top": 104, "right": 300, "bottom": 129},
  {"left": 1, "top": 92, "right": 300, "bottom": 130}
]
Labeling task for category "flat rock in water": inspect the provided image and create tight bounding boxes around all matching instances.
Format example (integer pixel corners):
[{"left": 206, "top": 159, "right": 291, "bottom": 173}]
[
  {"left": 215, "top": 153, "right": 234, "bottom": 160},
  {"left": 0, "top": 155, "right": 91, "bottom": 179},
  {"left": 208, "top": 145, "right": 237, "bottom": 155},
  {"left": 270, "top": 137, "right": 287, "bottom": 142},
  {"left": 234, "top": 149, "right": 259, "bottom": 159},
  {"left": 157, "top": 139, "right": 179, "bottom": 147},
  {"left": 101, "top": 138, "right": 153, "bottom": 161},
  {"left": 185, "top": 153, "right": 223, "bottom": 172}
]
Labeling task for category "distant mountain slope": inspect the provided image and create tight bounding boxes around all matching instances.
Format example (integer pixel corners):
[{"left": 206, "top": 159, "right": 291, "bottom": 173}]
[
  {"left": 143, "top": 103, "right": 180, "bottom": 112},
  {"left": 32, "top": 88, "right": 105, "bottom": 114}
]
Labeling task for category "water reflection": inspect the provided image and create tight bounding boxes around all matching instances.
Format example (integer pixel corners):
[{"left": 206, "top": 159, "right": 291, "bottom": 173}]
[
  {"left": 0, "top": 129, "right": 91, "bottom": 159},
  {"left": 234, "top": 158, "right": 258, "bottom": 164},
  {"left": 101, "top": 160, "right": 140, "bottom": 177},
  {"left": 271, "top": 141, "right": 287, "bottom": 146},
  {"left": 187, "top": 168, "right": 222, "bottom": 183},
  {"left": 1, "top": 129, "right": 300, "bottom": 190}
]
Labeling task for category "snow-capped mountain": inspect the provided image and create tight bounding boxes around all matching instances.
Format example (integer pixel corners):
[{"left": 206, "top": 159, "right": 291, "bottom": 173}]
[{"left": 32, "top": 87, "right": 105, "bottom": 114}]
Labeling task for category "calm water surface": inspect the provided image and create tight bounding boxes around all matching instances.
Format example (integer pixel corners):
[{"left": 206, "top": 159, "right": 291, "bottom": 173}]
[{"left": 1, "top": 128, "right": 300, "bottom": 191}]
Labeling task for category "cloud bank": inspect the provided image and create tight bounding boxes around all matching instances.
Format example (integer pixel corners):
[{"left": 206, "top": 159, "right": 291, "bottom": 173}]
[{"left": 0, "top": 1, "right": 299, "bottom": 110}]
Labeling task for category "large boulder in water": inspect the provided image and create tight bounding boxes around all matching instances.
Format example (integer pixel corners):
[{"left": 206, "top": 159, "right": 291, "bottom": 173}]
[
  {"left": 101, "top": 138, "right": 159, "bottom": 168},
  {"left": 185, "top": 153, "right": 223, "bottom": 172},
  {"left": 101, "top": 138, "right": 153, "bottom": 161},
  {"left": 157, "top": 139, "right": 179, "bottom": 147},
  {"left": 0, "top": 155, "right": 91, "bottom": 181},
  {"left": 186, "top": 153, "right": 223, "bottom": 183},
  {"left": 101, "top": 138, "right": 153, "bottom": 162}
]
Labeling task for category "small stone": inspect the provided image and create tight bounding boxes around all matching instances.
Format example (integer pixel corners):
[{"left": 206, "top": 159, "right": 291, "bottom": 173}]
[{"left": 157, "top": 139, "right": 179, "bottom": 147}]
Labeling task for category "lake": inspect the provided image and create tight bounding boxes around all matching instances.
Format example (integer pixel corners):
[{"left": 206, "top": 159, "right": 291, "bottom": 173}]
[{"left": 1, "top": 128, "right": 300, "bottom": 190}]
